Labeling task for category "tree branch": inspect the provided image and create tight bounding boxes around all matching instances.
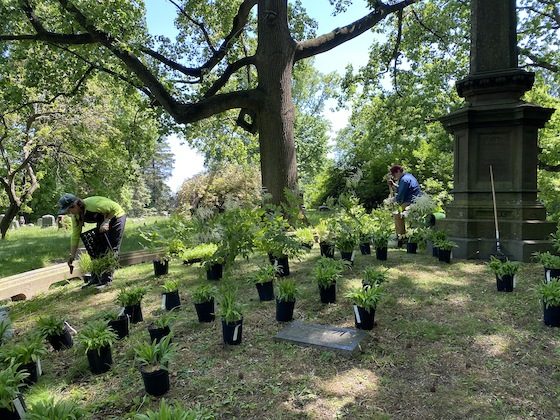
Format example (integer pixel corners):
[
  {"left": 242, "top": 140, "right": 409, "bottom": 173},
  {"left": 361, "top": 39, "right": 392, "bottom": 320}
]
[
  {"left": 167, "top": 0, "right": 217, "bottom": 53},
  {"left": 295, "top": 0, "right": 418, "bottom": 61},
  {"left": 520, "top": 48, "right": 559, "bottom": 73},
  {"left": 203, "top": 56, "right": 256, "bottom": 98}
]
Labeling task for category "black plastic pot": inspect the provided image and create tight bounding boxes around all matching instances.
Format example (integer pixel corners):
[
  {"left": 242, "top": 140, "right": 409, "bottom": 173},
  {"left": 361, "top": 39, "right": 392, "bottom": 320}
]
[
  {"left": 375, "top": 247, "right": 388, "bottom": 261},
  {"left": 222, "top": 318, "right": 243, "bottom": 345},
  {"left": 162, "top": 290, "right": 181, "bottom": 311},
  {"left": 148, "top": 325, "right": 171, "bottom": 344},
  {"left": 18, "top": 360, "right": 40, "bottom": 385},
  {"left": 276, "top": 299, "right": 295, "bottom": 322},
  {"left": 438, "top": 249, "right": 452, "bottom": 263},
  {"left": 269, "top": 255, "right": 290, "bottom": 277},
  {"left": 153, "top": 259, "right": 169, "bottom": 277},
  {"left": 47, "top": 328, "right": 73, "bottom": 351},
  {"left": 496, "top": 274, "right": 514, "bottom": 292},
  {"left": 359, "top": 243, "right": 371, "bottom": 255},
  {"left": 83, "top": 273, "right": 92, "bottom": 284},
  {"left": 0, "top": 395, "right": 26, "bottom": 419},
  {"left": 406, "top": 242, "right": 418, "bottom": 254},
  {"left": 256, "top": 281, "right": 274, "bottom": 301},
  {"left": 319, "top": 283, "right": 336, "bottom": 304},
  {"left": 206, "top": 263, "right": 223, "bottom": 281},
  {"left": 353, "top": 305, "right": 375, "bottom": 330},
  {"left": 124, "top": 304, "right": 143, "bottom": 324},
  {"left": 432, "top": 246, "right": 439, "bottom": 258},
  {"left": 544, "top": 305, "right": 560, "bottom": 327},
  {"left": 544, "top": 267, "right": 560, "bottom": 283},
  {"left": 340, "top": 250, "right": 354, "bottom": 265},
  {"left": 86, "top": 345, "right": 112, "bottom": 374},
  {"left": 141, "top": 367, "right": 170, "bottom": 396},
  {"left": 108, "top": 315, "right": 129, "bottom": 340},
  {"left": 320, "top": 242, "right": 335, "bottom": 258},
  {"left": 302, "top": 242, "right": 313, "bottom": 250},
  {"left": 194, "top": 299, "right": 215, "bottom": 323}
]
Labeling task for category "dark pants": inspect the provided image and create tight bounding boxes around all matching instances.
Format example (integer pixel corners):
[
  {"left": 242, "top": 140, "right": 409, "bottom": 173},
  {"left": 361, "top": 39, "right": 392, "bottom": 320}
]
[{"left": 93, "top": 215, "right": 126, "bottom": 283}]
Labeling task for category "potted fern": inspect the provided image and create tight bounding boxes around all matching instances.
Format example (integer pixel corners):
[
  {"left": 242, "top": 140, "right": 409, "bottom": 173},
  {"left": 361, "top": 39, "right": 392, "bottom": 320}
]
[
  {"left": 100, "top": 310, "right": 129, "bottom": 340},
  {"left": 27, "top": 398, "right": 84, "bottom": 419},
  {"left": 276, "top": 278, "right": 298, "bottom": 322},
  {"left": 294, "top": 227, "right": 315, "bottom": 249},
  {"left": 429, "top": 230, "right": 447, "bottom": 257},
  {"left": 532, "top": 251, "right": 560, "bottom": 283},
  {"left": 1, "top": 335, "right": 46, "bottom": 385},
  {"left": 182, "top": 243, "right": 218, "bottom": 265},
  {"left": 251, "top": 263, "right": 279, "bottom": 302},
  {"left": 90, "top": 251, "right": 120, "bottom": 286},
  {"left": 346, "top": 284, "right": 383, "bottom": 330},
  {"left": 538, "top": 279, "right": 560, "bottom": 327},
  {"left": 435, "top": 239, "right": 456, "bottom": 263},
  {"left": 218, "top": 287, "right": 244, "bottom": 345},
  {"left": 135, "top": 335, "right": 176, "bottom": 396},
  {"left": 0, "top": 364, "right": 28, "bottom": 419},
  {"left": 202, "top": 252, "right": 225, "bottom": 281},
  {"left": 192, "top": 285, "right": 216, "bottom": 323},
  {"left": 78, "top": 320, "right": 117, "bottom": 374},
  {"left": 77, "top": 253, "right": 93, "bottom": 284},
  {"left": 161, "top": 279, "right": 181, "bottom": 311},
  {"left": 334, "top": 227, "right": 359, "bottom": 265},
  {"left": 316, "top": 219, "right": 335, "bottom": 258},
  {"left": 404, "top": 228, "right": 423, "bottom": 254},
  {"left": 37, "top": 316, "right": 73, "bottom": 351},
  {"left": 116, "top": 287, "right": 148, "bottom": 324},
  {"left": 362, "top": 266, "right": 388, "bottom": 289},
  {"left": 147, "top": 311, "right": 176, "bottom": 344},
  {"left": 313, "top": 257, "right": 345, "bottom": 304},
  {"left": 487, "top": 256, "right": 521, "bottom": 292}
]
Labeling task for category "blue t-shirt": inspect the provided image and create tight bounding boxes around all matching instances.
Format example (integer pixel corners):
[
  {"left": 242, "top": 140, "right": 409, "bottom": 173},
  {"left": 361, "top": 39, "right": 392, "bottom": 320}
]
[{"left": 396, "top": 173, "right": 422, "bottom": 204}]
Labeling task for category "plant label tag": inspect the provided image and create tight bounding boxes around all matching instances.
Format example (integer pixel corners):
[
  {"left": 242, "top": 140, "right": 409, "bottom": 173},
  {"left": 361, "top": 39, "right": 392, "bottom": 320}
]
[
  {"left": 546, "top": 270, "right": 551, "bottom": 283},
  {"left": 13, "top": 397, "right": 25, "bottom": 417},
  {"left": 64, "top": 321, "right": 78, "bottom": 334},
  {"left": 161, "top": 295, "right": 166, "bottom": 310},
  {"left": 232, "top": 324, "right": 241, "bottom": 341},
  {"left": 36, "top": 358, "right": 42, "bottom": 376},
  {"left": 119, "top": 307, "right": 125, "bottom": 316},
  {"left": 513, "top": 274, "right": 517, "bottom": 288},
  {"left": 351, "top": 251, "right": 355, "bottom": 262},
  {"left": 353, "top": 305, "right": 361, "bottom": 324}
]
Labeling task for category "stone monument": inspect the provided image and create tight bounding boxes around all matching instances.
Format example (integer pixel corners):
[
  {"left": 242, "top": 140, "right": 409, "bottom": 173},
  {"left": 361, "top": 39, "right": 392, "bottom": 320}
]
[
  {"left": 41, "top": 214, "right": 55, "bottom": 228},
  {"left": 439, "top": 0, "right": 556, "bottom": 261}
]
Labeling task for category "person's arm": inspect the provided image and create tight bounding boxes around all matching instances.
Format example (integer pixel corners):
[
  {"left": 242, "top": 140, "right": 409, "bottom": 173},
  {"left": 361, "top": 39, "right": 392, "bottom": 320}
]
[
  {"left": 395, "top": 179, "right": 408, "bottom": 204},
  {"left": 68, "top": 216, "right": 81, "bottom": 267}
]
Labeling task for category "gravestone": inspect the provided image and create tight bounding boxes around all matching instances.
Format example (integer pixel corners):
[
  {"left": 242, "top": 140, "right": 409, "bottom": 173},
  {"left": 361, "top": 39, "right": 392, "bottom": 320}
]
[
  {"left": 36, "top": 218, "right": 43, "bottom": 227},
  {"left": 439, "top": 0, "right": 555, "bottom": 261},
  {"left": 9, "top": 220, "right": 19, "bottom": 230},
  {"left": 41, "top": 214, "right": 55, "bottom": 228},
  {"left": 274, "top": 321, "right": 368, "bottom": 355}
]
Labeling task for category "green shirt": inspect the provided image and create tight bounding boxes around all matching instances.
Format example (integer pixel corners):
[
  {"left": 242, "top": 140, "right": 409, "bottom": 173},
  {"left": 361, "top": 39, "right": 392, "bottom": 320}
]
[{"left": 70, "top": 196, "right": 125, "bottom": 247}]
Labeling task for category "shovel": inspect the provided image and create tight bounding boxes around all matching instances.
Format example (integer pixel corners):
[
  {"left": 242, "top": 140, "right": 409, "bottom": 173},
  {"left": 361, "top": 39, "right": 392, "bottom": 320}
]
[{"left": 490, "top": 165, "right": 506, "bottom": 260}]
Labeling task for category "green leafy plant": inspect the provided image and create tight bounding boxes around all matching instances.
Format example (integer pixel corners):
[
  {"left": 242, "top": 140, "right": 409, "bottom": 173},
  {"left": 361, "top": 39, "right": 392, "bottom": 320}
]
[
  {"left": 152, "top": 311, "right": 177, "bottom": 329},
  {"left": 363, "top": 266, "right": 388, "bottom": 287},
  {"left": 77, "top": 253, "right": 92, "bottom": 274},
  {"left": 434, "top": 238, "right": 457, "bottom": 251},
  {"left": 134, "top": 398, "right": 213, "bottom": 420},
  {"left": 181, "top": 243, "right": 218, "bottom": 262},
  {"left": 218, "top": 287, "right": 243, "bottom": 324},
  {"left": 90, "top": 251, "right": 120, "bottom": 276},
  {"left": 345, "top": 285, "right": 383, "bottom": 311},
  {"left": 0, "top": 363, "right": 28, "bottom": 410},
  {"left": 255, "top": 211, "right": 303, "bottom": 258},
  {"left": 0, "top": 318, "right": 11, "bottom": 345},
  {"left": 315, "top": 218, "right": 335, "bottom": 244},
  {"left": 532, "top": 251, "right": 560, "bottom": 269},
  {"left": 402, "top": 227, "right": 424, "bottom": 244},
  {"left": 162, "top": 279, "right": 179, "bottom": 293},
  {"left": 165, "top": 238, "right": 186, "bottom": 261},
  {"left": 1, "top": 334, "right": 47, "bottom": 365},
  {"left": 358, "top": 213, "right": 377, "bottom": 243},
  {"left": 191, "top": 285, "right": 217, "bottom": 305},
  {"left": 539, "top": 279, "right": 560, "bottom": 308},
  {"left": 97, "top": 310, "right": 122, "bottom": 322},
  {"left": 134, "top": 334, "right": 176, "bottom": 372},
  {"left": 372, "top": 228, "right": 392, "bottom": 248},
  {"left": 313, "top": 257, "right": 345, "bottom": 288},
  {"left": 251, "top": 263, "right": 280, "bottom": 285},
  {"left": 27, "top": 398, "right": 85, "bottom": 419},
  {"left": 77, "top": 320, "right": 117, "bottom": 353},
  {"left": 429, "top": 230, "right": 448, "bottom": 244},
  {"left": 116, "top": 287, "right": 148, "bottom": 307},
  {"left": 37, "top": 316, "right": 65, "bottom": 337},
  {"left": 486, "top": 256, "right": 521, "bottom": 277},
  {"left": 276, "top": 278, "right": 298, "bottom": 302},
  {"left": 294, "top": 227, "right": 315, "bottom": 247}
]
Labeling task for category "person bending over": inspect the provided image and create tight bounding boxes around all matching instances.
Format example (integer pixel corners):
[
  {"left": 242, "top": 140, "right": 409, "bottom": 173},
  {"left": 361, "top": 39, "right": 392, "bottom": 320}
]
[{"left": 389, "top": 165, "right": 422, "bottom": 208}]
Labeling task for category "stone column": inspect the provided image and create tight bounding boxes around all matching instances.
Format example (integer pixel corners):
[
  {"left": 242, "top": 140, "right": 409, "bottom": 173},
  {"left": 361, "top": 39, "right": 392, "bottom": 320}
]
[{"left": 439, "top": 0, "right": 556, "bottom": 261}]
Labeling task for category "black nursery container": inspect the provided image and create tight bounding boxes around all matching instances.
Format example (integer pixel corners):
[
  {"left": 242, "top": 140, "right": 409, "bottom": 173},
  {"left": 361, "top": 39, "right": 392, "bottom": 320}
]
[
  {"left": 269, "top": 255, "right": 290, "bottom": 277},
  {"left": 206, "top": 263, "right": 223, "bottom": 281},
  {"left": 340, "top": 251, "right": 354, "bottom": 265},
  {"left": 47, "top": 328, "right": 73, "bottom": 351},
  {"left": 83, "top": 273, "right": 92, "bottom": 284},
  {"left": 375, "top": 247, "right": 388, "bottom": 261},
  {"left": 256, "top": 281, "right": 275, "bottom": 301},
  {"left": 496, "top": 275, "right": 514, "bottom": 292},
  {"left": 194, "top": 299, "right": 215, "bottom": 323},
  {"left": 0, "top": 395, "right": 26, "bottom": 419},
  {"left": 148, "top": 325, "right": 171, "bottom": 344},
  {"left": 544, "top": 305, "right": 560, "bottom": 327},
  {"left": 162, "top": 291, "right": 181, "bottom": 310},
  {"left": 108, "top": 315, "right": 129, "bottom": 340},
  {"left": 319, "top": 283, "right": 336, "bottom": 304},
  {"left": 438, "top": 249, "right": 452, "bottom": 263},
  {"left": 276, "top": 299, "right": 295, "bottom": 322},
  {"left": 222, "top": 318, "right": 243, "bottom": 345},
  {"left": 141, "top": 367, "right": 170, "bottom": 396},
  {"left": 320, "top": 242, "right": 335, "bottom": 258},
  {"left": 18, "top": 360, "right": 40, "bottom": 385},
  {"left": 124, "top": 304, "right": 143, "bottom": 324},
  {"left": 86, "top": 345, "right": 112, "bottom": 374},
  {"left": 432, "top": 246, "right": 439, "bottom": 258},
  {"left": 359, "top": 243, "right": 371, "bottom": 255},
  {"left": 406, "top": 242, "right": 418, "bottom": 254},
  {"left": 544, "top": 268, "right": 560, "bottom": 283},
  {"left": 353, "top": 305, "right": 375, "bottom": 330},
  {"left": 153, "top": 259, "right": 169, "bottom": 277}
]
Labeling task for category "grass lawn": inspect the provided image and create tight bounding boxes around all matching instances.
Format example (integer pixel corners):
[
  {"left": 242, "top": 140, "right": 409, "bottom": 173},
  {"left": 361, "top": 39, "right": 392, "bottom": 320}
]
[
  {"left": 3, "top": 246, "right": 560, "bottom": 419},
  {"left": 0, "top": 217, "right": 170, "bottom": 278}
]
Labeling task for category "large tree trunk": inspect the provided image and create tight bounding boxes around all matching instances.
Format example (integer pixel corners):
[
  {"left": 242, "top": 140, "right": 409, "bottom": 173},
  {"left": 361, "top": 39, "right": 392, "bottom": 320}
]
[
  {"left": 0, "top": 203, "right": 20, "bottom": 239},
  {"left": 256, "top": 0, "right": 298, "bottom": 204}
]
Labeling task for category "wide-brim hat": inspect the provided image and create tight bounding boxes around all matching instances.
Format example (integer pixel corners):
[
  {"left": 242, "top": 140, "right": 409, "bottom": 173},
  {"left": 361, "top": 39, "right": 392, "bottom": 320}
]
[{"left": 57, "top": 193, "right": 78, "bottom": 215}]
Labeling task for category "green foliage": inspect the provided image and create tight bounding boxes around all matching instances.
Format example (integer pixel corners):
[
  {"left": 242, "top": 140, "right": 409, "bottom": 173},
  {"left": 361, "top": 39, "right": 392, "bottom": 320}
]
[
  {"left": 314, "top": 218, "right": 335, "bottom": 244},
  {"left": 363, "top": 266, "right": 388, "bottom": 287},
  {"left": 372, "top": 228, "right": 392, "bottom": 248},
  {"left": 134, "top": 335, "right": 176, "bottom": 372},
  {"left": 27, "top": 398, "right": 85, "bottom": 419},
  {"left": 486, "top": 256, "right": 521, "bottom": 278},
  {"left": 532, "top": 251, "right": 560, "bottom": 269},
  {"left": 97, "top": 310, "right": 122, "bottom": 322},
  {"left": 162, "top": 279, "right": 179, "bottom": 293},
  {"left": 313, "top": 257, "right": 345, "bottom": 288},
  {"left": 152, "top": 311, "right": 177, "bottom": 329},
  {"left": 37, "top": 316, "right": 65, "bottom": 337},
  {"left": 251, "top": 263, "right": 280, "bottom": 285},
  {"left": 218, "top": 287, "right": 243, "bottom": 324},
  {"left": 293, "top": 227, "right": 315, "bottom": 247},
  {"left": 332, "top": 214, "right": 360, "bottom": 252},
  {"left": 181, "top": 243, "right": 218, "bottom": 262},
  {"left": 255, "top": 210, "right": 303, "bottom": 258},
  {"left": 90, "top": 252, "right": 120, "bottom": 276},
  {"left": 116, "top": 287, "right": 147, "bottom": 307},
  {"left": 276, "top": 278, "right": 298, "bottom": 303},
  {"left": 77, "top": 253, "right": 92, "bottom": 274},
  {"left": 191, "top": 285, "right": 217, "bottom": 305},
  {"left": 1, "top": 334, "right": 46, "bottom": 365},
  {"left": 539, "top": 279, "right": 560, "bottom": 309},
  {"left": 434, "top": 239, "right": 457, "bottom": 251},
  {"left": 345, "top": 285, "right": 383, "bottom": 311},
  {"left": 404, "top": 194, "right": 437, "bottom": 227},
  {"left": 134, "top": 399, "right": 213, "bottom": 420},
  {"left": 0, "top": 319, "right": 11, "bottom": 345},
  {"left": 0, "top": 364, "right": 28, "bottom": 410},
  {"left": 77, "top": 320, "right": 117, "bottom": 353},
  {"left": 429, "top": 230, "right": 448, "bottom": 244}
]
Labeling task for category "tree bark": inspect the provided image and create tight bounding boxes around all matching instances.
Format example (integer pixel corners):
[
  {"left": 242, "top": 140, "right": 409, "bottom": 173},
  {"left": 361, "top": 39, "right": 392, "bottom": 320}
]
[
  {"left": 255, "top": 0, "right": 298, "bottom": 204},
  {"left": 0, "top": 202, "right": 20, "bottom": 239}
]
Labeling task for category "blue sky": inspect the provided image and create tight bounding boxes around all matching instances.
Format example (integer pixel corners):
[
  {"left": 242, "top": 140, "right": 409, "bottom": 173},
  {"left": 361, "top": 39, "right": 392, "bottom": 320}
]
[{"left": 144, "top": 0, "right": 373, "bottom": 190}]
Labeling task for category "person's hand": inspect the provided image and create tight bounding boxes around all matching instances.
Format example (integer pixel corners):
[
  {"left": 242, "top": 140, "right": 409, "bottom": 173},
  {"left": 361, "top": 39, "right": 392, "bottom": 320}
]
[{"left": 99, "top": 222, "right": 110, "bottom": 233}]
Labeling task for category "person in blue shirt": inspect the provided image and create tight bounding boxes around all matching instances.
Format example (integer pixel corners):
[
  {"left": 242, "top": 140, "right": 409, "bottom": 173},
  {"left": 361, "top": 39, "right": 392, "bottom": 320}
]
[{"left": 389, "top": 165, "right": 422, "bottom": 208}]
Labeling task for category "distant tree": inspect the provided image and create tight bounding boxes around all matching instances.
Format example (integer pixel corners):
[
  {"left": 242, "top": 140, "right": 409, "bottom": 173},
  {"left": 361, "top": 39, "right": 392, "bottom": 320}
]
[{"left": 143, "top": 139, "right": 174, "bottom": 212}]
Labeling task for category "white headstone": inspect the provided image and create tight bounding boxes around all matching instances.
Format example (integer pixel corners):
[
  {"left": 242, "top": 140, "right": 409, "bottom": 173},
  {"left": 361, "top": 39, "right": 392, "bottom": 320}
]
[
  {"left": 36, "top": 218, "right": 43, "bottom": 227},
  {"left": 41, "top": 214, "right": 55, "bottom": 228},
  {"left": 9, "top": 220, "right": 19, "bottom": 230}
]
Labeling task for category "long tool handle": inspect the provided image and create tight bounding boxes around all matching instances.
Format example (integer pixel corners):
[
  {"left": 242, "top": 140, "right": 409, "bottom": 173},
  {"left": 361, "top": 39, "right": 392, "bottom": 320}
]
[{"left": 489, "top": 165, "right": 501, "bottom": 251}]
